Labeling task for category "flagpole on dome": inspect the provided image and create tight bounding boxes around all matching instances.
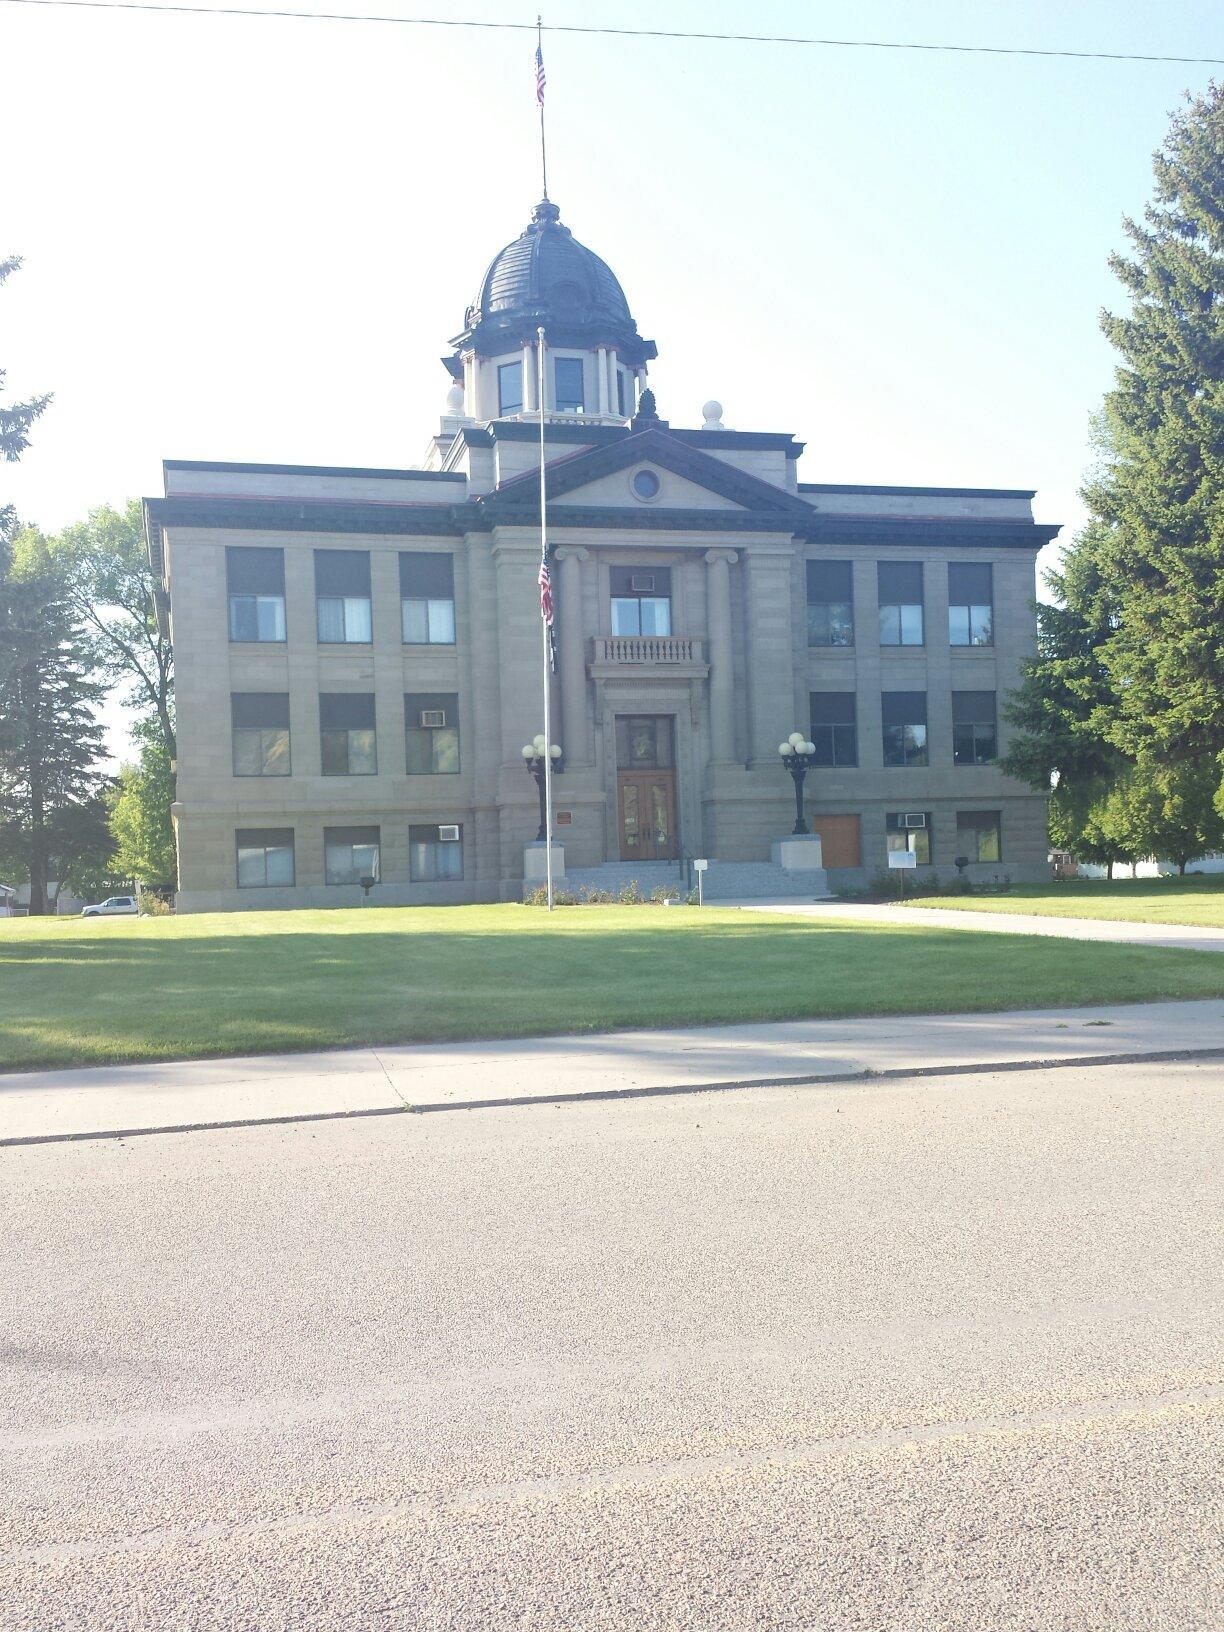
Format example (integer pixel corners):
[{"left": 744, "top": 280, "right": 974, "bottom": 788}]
[{"left": 536, "top": 16, "right": 548, "bottom": 201}]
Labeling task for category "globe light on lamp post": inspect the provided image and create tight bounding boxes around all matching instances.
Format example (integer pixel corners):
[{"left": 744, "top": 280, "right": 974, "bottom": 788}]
[
  {"left": 522, "top": 738, "right": 564, "bottom": 841},
  {"left": 778, "top": 731, "right": 818, "bottom": 836}
]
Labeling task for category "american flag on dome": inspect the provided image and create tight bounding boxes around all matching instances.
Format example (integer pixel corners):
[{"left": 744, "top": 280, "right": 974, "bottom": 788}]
[{"left": 535, "top": 43, "right": 546, "bottom": 106}]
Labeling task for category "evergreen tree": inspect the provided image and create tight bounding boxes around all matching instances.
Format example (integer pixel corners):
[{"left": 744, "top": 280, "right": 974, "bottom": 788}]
[
  {"left": 108, "top": 717, "right": 177, "bottom": 888},
  {"left": 1082, "top": 84, "right": 1224, "bottom": 774},
  {"left": 1001, "top": 524, "right": 1121, "bottom": 802},
  {"left": 0, "top": 533, "right": 107, "bottom": 914}
]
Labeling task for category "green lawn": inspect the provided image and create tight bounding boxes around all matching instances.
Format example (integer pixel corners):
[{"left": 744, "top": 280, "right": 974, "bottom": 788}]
[
  {"left": 3, "top": 903, "right": 1224, "bottom": 1072},
  {"left": 901, "top": 874, "right": 1224, "bottom": 927}
]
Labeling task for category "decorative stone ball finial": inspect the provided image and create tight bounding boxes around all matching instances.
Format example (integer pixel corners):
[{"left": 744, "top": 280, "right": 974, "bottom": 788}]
[
  {"left": 702, "top": 400, "right": 725, "bottom": 430},
  {"left": 445, "top": 383, "right": 465, "bottom": 416}
]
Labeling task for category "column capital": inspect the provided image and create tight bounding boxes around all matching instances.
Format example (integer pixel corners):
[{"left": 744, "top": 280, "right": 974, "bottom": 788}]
[
  {"left": 704, "top": 548, "right": 739, "bottom": 566},
  {"left": 554, "top": 545, "right": 590, "bottom": 563}
]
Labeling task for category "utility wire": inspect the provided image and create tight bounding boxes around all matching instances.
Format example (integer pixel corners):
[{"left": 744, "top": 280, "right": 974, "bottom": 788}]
[{"left": 1, "top": 0, "right": 1222, "bottom": 68}]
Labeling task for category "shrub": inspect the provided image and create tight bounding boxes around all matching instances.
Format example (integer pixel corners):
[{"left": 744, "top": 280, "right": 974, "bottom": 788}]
[
  {"left": 577, "top": 885, "right": 614, "bottom": 905},
  {"left": 649, "top": 885, "right": 680, "bottom": 904},
  {"left": 618, "top": 879, "right": 644, "bottom": 904}
]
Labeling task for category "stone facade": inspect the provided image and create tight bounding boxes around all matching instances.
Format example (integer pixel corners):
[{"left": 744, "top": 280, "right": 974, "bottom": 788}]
[{"left": 146, "top": 201, "right": 1058, "bottom": 912}]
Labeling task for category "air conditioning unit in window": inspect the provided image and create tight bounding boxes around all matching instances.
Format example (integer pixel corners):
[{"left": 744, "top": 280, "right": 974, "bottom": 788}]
[
  {"left": 438, "top": 825, "right": 460, "bottom": 842},
  {"left": 902, "top": 812, "right": 927, "bottom": 829},
  {"left": 420, "top": 710, "right": 446, "bottom": 728},
  {"left": 629, "top": 574, "right": 655, "bottom": 593}
]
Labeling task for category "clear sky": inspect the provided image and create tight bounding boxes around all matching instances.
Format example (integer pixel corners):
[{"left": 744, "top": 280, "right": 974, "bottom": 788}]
[{"left": 4, "top": 0, "right": 1222, "bottom": 755}]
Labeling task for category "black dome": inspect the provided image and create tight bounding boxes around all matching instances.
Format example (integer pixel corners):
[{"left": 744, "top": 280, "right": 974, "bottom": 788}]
[{"left": 452, "top": 200, "right": 656, "bottom": 365}]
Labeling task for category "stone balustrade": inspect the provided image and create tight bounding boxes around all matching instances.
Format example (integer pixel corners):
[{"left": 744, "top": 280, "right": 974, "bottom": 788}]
[{"left": 590, "top": 635, "right": 706, "bottom": 666}]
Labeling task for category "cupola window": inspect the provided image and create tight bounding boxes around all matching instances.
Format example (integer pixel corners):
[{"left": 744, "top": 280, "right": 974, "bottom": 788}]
[
  {"left": 554, "top": 357, "right": 585, "bottom": 412},
  {"left": 497, "top": 361, "right": 523, "bottom": 416}
]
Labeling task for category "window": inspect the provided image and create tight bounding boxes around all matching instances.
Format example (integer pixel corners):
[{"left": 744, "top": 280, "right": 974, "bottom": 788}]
[
  {"left": 617, "top": 369, "right": 628, "bottom": 416},
  {"left": 324, "top": 825, "right": 380, "bottom": 886},
  {"left": 400, "top": 552, "right": 456, "bottom": 644},
  {"left": 409, "top": 822, "right": 463, "bottom": 881},
  {"left": 226, "top": 547, "right": 286, "bottom": 642},
  {"left": 236, "top": 828, "right": 294, "bottom": 888},
  {"left": 320, "top": 693, "right": 377, "bottom": 775},
  {"left": 956, "top": 810, "right": 1002, "bottom": 863},
  {"left": 615, "top": 715, "right": 674, "bottom": 770},
  {"left": 882, "top": 691, "right": 928, "bottom": 766},
  {"left": 953, "top": 691, "right": 997, "bottom": 765},
  {"left": 806, "top": 560, "right": 854, "bottom": 647},
  {"left": 406, "top": 692, "right": 459, "bottom": 774},
  {"left": 809, "top": 692, "right": 857, "bottom": 767},
  {"left": 887, "top": 811, "right": 932, "bottom": 866},
  {"left": 631, "top": 468, "right": 661, "bottom": 501},
  {"left": 315, "top": 550, "right": 372, "bottom": 643},
  {"left": 611, "top": 566, "right": 671, "bottom": 636},
  {"left": 554, "top": 356, "right": 584, "bottom": 412},
  {"left": 878, "top": 561, "right": 924, "bottom": 646},
  {"left": 231, "top": 693, "right": 291, "bottom": 777},
  {"left": 497, "top": 360, "right": 523, "bottom": 415},
  {"left": 948, "top": 562, "right": 993, "bottom": 646}
]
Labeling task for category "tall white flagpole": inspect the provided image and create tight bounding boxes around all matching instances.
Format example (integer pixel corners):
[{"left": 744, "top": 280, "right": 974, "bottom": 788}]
[{"left": 537, "top": 324, "right": 555, "bottom": 911}]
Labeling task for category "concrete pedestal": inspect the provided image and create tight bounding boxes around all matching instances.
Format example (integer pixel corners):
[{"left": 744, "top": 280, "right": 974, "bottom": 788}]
[
  {"left": 770, "top": 834, "right": 831, "bottom": 897},
  {"left": 772, "top": 834, "right": 824, "bottom": 870},
  {"left": 523, "top": 841, "right": 566, "bottom": 883}
]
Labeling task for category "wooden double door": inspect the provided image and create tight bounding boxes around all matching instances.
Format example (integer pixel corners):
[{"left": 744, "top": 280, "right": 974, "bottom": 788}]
[{"left": 616, "top": 715, "right": 678, "bottom": 862}]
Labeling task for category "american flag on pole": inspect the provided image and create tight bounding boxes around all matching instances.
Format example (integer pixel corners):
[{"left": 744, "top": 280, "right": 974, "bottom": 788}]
[
  {"left": 539, "top": 551, "right": 557, "bottom": 671},
  {"left": 535, "top": 43, "right": 546, "bottom": 106}
]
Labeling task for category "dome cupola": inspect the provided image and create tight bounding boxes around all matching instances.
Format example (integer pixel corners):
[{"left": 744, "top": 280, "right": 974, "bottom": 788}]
[
  {"left": 441, "top": 200, "right": 655, "bottom": 428},
  {"left": 453, "top": 199, "right": 656, "bottom": 366}
]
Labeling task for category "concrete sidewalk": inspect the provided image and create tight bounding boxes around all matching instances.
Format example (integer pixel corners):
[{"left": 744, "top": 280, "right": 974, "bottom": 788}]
[
  {"left": 4, "top": 998, "right": 1223, "bottom": 1144},
  {"left": 728, "top": 897, "right": 1224, "bottom": 954}
]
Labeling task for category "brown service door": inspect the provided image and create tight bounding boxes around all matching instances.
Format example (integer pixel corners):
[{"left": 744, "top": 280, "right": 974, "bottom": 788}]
[{"left": 811, "top": 814, "right": 861, "bottom": 869}]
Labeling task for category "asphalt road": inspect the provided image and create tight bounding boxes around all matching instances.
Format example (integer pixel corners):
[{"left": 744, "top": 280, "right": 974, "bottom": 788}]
[{"left": 3, "top": 1058, "right": 1222, "bottom": 1630}]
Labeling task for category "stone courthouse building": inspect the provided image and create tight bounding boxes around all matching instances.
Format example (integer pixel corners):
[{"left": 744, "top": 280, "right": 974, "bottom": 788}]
[{"left": 146, "top": 198, "right": 1057, "bottom": 911}]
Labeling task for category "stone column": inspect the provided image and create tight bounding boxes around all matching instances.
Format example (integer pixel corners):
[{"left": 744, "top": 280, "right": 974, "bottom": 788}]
[
  {"left": 555, "top": 546, "right": 590, "bottom": 764},
  {"left": 704, "top": 548, "right": 738, "bottom": 763},
  {"left": 607, "top": 349, "right": 619, "bottom": 416},
  {"left": 522, "top": 341, "right": 536, "bottom": 412},
  {"left": 596, "top": 347, "right": 609, "bottom": 415}
]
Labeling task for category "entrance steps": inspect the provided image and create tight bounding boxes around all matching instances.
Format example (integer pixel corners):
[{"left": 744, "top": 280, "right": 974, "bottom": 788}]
[{"left": 559, "top": 859, "right": 832, "bottom": 901}]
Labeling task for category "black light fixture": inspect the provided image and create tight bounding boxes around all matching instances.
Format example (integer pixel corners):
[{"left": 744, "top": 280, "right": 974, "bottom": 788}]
[
  {"left": 521, "top": 736, "right": 564, "bottom": 841},
  {"left": 778, "top": 732, "right": 818, "bottom": 836}
]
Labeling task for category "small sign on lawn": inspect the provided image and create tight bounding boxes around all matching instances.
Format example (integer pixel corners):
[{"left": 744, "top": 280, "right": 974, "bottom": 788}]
[{"left": 887, "top": 850, "right": 917, "bottom": 869}]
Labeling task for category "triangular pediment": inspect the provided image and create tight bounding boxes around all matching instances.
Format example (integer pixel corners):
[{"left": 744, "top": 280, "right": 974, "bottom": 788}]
[{"left": 482, "top": 428, "right": 810, "bottom": 521}]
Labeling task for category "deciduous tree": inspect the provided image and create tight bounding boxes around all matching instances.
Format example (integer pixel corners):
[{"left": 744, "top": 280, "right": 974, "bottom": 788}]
[
  {"left": 108, "top": 717, "right": 177, "bottom": 888},
  {"left": 49, "top": 500, "right": 175, "bottom": 761}
]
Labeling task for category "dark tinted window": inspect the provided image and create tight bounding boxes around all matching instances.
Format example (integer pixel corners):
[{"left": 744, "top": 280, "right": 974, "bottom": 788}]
[
  {"left": 226, "top": 547, "right": 284, "bottom": 595},
  {"left": 809, "top": 691, "right": 857, "bottom": 767}
]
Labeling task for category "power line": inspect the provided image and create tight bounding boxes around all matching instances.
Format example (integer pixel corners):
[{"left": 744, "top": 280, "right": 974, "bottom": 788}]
[{"left": 2, "top": 0, "right": 1222, "bottom": 68}]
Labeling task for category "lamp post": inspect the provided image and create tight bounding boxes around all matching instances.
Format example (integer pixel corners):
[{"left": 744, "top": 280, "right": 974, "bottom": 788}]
[
  {"left": 522, "top": 735, "right": 564, "bottom": 841},
  {"left": 778, "top": 731, "right": 818, "bottom": 836}
]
